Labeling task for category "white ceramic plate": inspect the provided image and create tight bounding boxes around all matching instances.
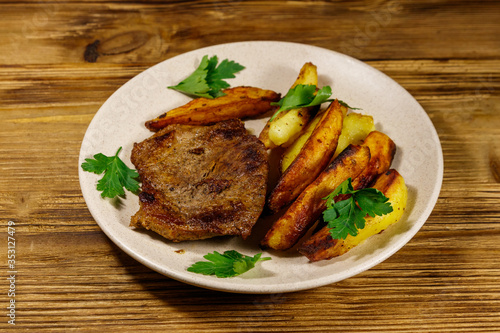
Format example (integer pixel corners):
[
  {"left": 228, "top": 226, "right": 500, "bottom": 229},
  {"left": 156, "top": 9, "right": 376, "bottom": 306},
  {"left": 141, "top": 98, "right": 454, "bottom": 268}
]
[{"left": 79, "top": 41, "right": 443, "bottom": 294}]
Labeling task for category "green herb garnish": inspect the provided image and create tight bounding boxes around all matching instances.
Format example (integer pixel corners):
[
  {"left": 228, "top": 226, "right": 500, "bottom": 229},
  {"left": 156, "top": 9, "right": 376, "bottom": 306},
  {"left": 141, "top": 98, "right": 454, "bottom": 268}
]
[
  {"left": 81, "top": 147, "right": 140, "bottom": 199},
  {"left": 168, "top": 55, "right": 245, "bottom": 99},
  {"left": 187, "top": 250, "right": 271, "bottom": 278},
  {"left": 269, "top": 84, "right": 361, "bottom": 121},
  {"left": 323, "top": 178, "right": 393, "bottom": 240},
  {"left": 270, "top": 84, "right": 332, "bottom": 121}
]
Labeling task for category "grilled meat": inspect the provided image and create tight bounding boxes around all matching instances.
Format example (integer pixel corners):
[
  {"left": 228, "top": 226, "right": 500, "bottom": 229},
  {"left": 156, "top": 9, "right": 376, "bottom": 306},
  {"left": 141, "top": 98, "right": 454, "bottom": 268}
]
[{"left": 130, "top": 119, "right": 269, "bottom": 242}]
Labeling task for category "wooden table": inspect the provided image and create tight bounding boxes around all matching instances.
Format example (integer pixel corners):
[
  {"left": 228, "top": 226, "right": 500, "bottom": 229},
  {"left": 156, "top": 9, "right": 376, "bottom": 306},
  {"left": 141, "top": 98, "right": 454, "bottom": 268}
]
[{"left": 1, "top": 1, "right": 499, "bottom": 331}]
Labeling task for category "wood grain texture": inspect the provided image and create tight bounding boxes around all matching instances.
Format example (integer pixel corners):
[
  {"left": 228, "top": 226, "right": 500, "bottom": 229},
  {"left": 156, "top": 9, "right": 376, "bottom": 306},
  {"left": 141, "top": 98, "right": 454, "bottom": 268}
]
[{"left": 1, "top": 0, "right": 500, "bottom": 332}]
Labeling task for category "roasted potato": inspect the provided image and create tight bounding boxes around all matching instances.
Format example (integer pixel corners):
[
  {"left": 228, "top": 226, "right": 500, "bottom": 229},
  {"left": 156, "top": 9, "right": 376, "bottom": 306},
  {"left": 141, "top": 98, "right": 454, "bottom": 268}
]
[
  {"left": 266, "top": 100, "right": 346, "bottom": 213},
  {"left": 145, "top": 86, "right": 280, "bottom": 131},
  {"left": 351, "top": 130, "right": 396, "bottom": 190},
  {"left": 334, "top": 112, "right": 375, "bottom": 158},
  {"left": 268, "top": 106, "right": 319, "bottom": 147},
  {"left": 261, "top": 144, "right": 370, "bottom": 250},
  {"left": 298, "top": 169, "right": 407, "bottom": 261},
  {"left": 259, "top": 62, "right": 318, "bottom": 148},
  {"left": 258, "top": 110, "right": 285, "bottom": 149},
  {"left": 280, "top": 111, "right": 322, "bottom": 173},
  {"left": 281, "top": 109, "right": 370, "bottom": 174}
]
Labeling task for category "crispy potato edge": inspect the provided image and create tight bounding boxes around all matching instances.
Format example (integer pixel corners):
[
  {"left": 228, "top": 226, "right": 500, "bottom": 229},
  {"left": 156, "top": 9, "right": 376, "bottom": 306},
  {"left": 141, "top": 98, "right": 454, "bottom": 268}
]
[
  {"left": 266, "top": 100, "right": 345, "bottom": 213},
  {"left": 261, "top": 144, "right": 371, "bottom": 250},
  {"left": 146, "top": 86, "right": 280, "bottom": 130},
  {"left": 298, "top": 169, "right": 407, "bottom": 261}
]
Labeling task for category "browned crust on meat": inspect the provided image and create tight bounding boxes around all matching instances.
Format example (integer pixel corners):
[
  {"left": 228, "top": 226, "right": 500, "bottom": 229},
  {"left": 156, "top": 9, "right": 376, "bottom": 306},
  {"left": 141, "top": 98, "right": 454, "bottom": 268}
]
[{"left": 130, "top": 119, "right": 269, "bottom": 242}]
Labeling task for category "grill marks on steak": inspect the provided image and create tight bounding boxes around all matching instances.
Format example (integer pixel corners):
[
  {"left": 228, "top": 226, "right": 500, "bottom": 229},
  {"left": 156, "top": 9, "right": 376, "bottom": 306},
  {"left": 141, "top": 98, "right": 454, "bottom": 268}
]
[{"left": 130, "top": 119, "right": 269, "bottom": 242}]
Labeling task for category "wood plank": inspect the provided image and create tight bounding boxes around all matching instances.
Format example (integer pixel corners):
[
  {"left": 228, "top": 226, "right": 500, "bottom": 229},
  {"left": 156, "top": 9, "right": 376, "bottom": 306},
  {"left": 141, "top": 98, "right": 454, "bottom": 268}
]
[
  {"left": 0, "top": 1, "right": 498, "bottom": 65},
  {"left": 10, "top": 231, "right": 500, "bottom": 331}
]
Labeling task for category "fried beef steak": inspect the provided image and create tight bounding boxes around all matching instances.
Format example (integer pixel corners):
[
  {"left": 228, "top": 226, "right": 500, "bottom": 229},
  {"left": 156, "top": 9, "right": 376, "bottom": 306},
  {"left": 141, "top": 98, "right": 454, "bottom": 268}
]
[{"left": 130, "top": 119, "right": 269, "bottom": 242}]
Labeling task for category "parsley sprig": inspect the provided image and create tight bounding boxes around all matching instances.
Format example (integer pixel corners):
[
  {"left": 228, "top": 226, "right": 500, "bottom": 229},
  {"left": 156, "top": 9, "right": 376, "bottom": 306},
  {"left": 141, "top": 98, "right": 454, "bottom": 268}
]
[
  {"left": 187, "top": 250, "right": 271, "bottom": 278},
  {"left": 81, "top": 147, "right": 140, "bottom": 199},
  {"left": 270, "top": 84, "right": 332, "bottom": 121},
  {"left": 323, "top": 178, "right": 393, "bottom": 240},
  {"left": 168, "top": 55, "right": 245, "bottom": 99},
  {"left": 269, "top": 84, "right": 360, "bottom": 121}
]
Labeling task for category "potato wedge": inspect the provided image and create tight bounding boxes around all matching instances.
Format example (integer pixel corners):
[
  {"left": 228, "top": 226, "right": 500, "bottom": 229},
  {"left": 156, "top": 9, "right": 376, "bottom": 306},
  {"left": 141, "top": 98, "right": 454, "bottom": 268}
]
[
  {"left": 334, "top": 112, "right": 375, "bottom": 158},
  {"left": 259, "top": 62, "right": 318, "bottom": 148},
  {"left": 266, "top": 100, "right": 346, "bottom": 213},
  {"left": 267, "top": 106, "right": 319, "bottom": 147},
  {"left": 145, "top": 86, "right": 280, "bottom": 131},
  {"left": 258, "top": 110, "right": 286, "bottom": 150},
  {"left": 280, "top": 111, "right": 323, "bottom": 173},
  {"left": 298, "top": 169, "right": 407, "bottom": 261},
  {"left": 291, "top": 62, "right": 318, "bottom": 88},
  {"left": 261, "top": 144, "right": 370, "bottom": 250},
  {"left": 281, "top": 108, "right": 369, "bottom": 174},
  {"left": 351, "top": 130, "right": 396, "bottom": 190}
]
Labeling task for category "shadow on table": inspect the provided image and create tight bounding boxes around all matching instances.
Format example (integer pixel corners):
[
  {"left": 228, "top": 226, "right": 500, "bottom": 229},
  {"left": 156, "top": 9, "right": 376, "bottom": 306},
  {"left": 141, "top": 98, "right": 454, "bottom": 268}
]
[{"left": 108, "top": 239, "right": 298, "bottom": 329}]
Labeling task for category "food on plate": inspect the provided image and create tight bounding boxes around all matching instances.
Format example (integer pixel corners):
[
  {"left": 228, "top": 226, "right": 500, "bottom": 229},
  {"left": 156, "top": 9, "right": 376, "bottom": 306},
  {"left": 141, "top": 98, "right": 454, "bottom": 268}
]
[
  {"left": 262, "top": 130, "right": 398, "bottom": 255},
  {"left": 319, "top": 177, "right": 393, "bottom": 241},
  {"left": 81, "top": 147, "right": 140, "bottom": 199},
  {"left": 130, "top": 119, "right": 269, "bottom": 242},
  {"left": 281, "top": 112, "right": 373, "bottom": 173},
  {"left": 145, "top": 86, "right": 280, "bottom": 131},
  {"left": 268, "top": 83, "right": 332, "bottom": 123},
  {"left": 261, "top": 144, "right": 371, "bottom": 250},
  {"left": 333, "top": 112, "right": 375, "bottom": 158},
  {"left": 280, "top": 113, "right": 322, "bottom": 173},
  {"left": 298, "top": 169, "right": 408, "bottom": 261},
  {"left": 168, "top": 54, "right": 245, "bottom": 99},
  {"left": 187, "top": 250, "right": 271, "bottom": 278},
  {"left": 267, "top": 103, "right": 318, "bottom": 147},
  {"left": 258, "top": 108, "right": 285, "bottom": 149},
  {"left": 81, "top": 51, "right": 412, "bottom": 279},
  {"left": 259, "top": 62, "right": 319, "bottom": 149},
  {"left": 266, "top": 100, "right": 346, "bottom": 213},
  {"left": 350, "top": 130, "right": 396, "bottom": 189}
]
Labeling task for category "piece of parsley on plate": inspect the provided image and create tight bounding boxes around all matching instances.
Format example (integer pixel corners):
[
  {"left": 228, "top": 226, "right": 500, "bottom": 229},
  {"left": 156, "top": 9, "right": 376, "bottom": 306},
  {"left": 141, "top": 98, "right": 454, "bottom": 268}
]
[
  {"left": 269, "top": 84, "right": 361, "bottom": 121},
  {"left": 323, "top": 178, "right": 393, "bottom": 240},
  {"left": 269, "top": 84, "right": 332, "bottom": 121},
  {"left": 81, "top": 147, "right": 140, "bottom": 199},
  {"left": 168, "top": 55, "right": 245, "bottom": 99},
  {"left": 187, "top": 250, "right": 271, "bottom": 278}
]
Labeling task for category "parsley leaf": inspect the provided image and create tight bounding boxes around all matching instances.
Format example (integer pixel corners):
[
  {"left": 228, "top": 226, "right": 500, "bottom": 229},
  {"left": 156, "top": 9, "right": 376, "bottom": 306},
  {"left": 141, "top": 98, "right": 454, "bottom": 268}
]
[
  {"left": 168, "top": 56, "right": 211, "bottom": 98},
  {"left": 81, "top": 147, "right": 140, "bottom": 199},
  {"left": 168, "top": 55, "right": 245, "bottom": 99},
  {"left": 356, "top": 188, "right": 394, "bottom": 217},
  {"left": 322, "top": 178, "right": 393, "bottom": 240},
  {"left": 187, "top": 250, "right": 271, "bottom": 278},
  {"left": 269, "top": 84, "right": 363, "bottom": 121},
  {"left": 270, "top": 84, "right": 332, "bottom": 121}
]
